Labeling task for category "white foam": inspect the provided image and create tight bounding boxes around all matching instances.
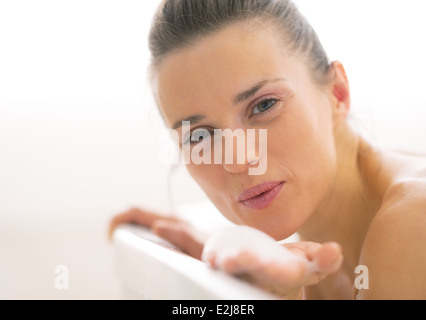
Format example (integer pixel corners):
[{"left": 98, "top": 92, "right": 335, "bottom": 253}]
[{"left": 202, "top": 225, "right": 317, "bottom": 273}]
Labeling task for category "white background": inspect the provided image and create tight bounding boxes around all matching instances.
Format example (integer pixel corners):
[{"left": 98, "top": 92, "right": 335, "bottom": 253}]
[{"left": 0, "top": 0, "right": 425, "bottom": 299}]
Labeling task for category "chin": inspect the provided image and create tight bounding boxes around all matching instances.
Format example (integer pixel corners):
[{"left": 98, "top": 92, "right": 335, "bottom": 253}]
[{"left": 230, "top": 205, "right": 304, "bottom": 241}]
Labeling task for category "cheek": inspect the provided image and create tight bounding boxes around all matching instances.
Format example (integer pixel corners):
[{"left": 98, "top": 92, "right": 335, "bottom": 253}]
[
  {"left": 268, "top": 98, "right": 335, "bottom": 165},
  {"left": 186, "top": 164, "right": 227, "bottom": 202},
  {"left": 268, "top": 100, "right": 337, "bottom": 205},
  {"left": 186, "top": 163, "right": 219, "bottom": 190}
]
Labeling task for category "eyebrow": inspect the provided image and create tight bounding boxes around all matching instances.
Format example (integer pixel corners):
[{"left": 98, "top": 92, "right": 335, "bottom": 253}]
[
  {"left": 172, "top": 114, "right": 205, "bottom": 130},
  {"left": 233, "top": 78, "right": 285, "bottom": 105},
  {"left": 171, "top": 78, "right": 286, "bottom": 130}
]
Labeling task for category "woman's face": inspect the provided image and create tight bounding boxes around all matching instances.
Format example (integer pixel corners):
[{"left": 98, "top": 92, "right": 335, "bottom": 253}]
[{"left": 155, "top": 22, "right": 341, "bottom": 240}]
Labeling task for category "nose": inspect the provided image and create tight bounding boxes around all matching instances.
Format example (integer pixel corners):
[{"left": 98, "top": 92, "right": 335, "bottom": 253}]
[{"left": 222, "top": 129, "right": 260, "bottom": 174}]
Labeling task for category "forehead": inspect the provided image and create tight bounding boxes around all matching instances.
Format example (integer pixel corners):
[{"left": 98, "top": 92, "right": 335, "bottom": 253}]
[{"left": 154, "top": 21, "right": 304, "bottom": 126}]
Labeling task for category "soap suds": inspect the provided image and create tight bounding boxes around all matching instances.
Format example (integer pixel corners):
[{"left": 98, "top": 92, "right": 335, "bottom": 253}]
[{"left": 202, "top": 225, "right": 318, "bottom": 273}]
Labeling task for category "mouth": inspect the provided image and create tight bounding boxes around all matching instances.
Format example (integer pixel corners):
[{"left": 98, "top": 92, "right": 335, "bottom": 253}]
[{"left": 237, "top": 181, "right": 284, "bottom": 210}]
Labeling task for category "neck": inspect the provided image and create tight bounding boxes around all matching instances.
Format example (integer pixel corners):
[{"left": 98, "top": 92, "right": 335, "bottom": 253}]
[{"left": 298, "top": 124, "right": 381, "bottom": 269}]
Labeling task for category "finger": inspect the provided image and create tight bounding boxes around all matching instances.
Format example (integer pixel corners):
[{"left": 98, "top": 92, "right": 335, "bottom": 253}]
[
  {"left": 108, "top": 207, "right": 176, "bottom": 241},
  {"left": 109, "top": 210, "right": 138, "bottom": 240},
  {"left": 284, "top": 241, "right": 342, "bottom": 270},
  {"left": 301, "top": 242, "right": 343, "bottom": 286},
  {"left": 152, "top": 220, "right": 206, "bottom": 260},
  {"left": 260, "top": 260, "right": 306, "bottom": 286},
  {"left": 218, "top": 251, "right": 303, "bottom": 283},
  {"left": 214, "top": 242, "right": 343, "bottom": 297},
  {"left": 220, "top": 246, "right": 336, "bottom": 290},
  {"left": 121, "top": 207, "right": 176, "bottom": 227},
  {"left": 220, "top": 251, "right": 306, "bottom": 295},
  {"left": 206, "top": 251, "right": 217, "bottom": 267},
  {"left": 108, "top": 213, "right": 130, "bottom": 241},
  {"left": 313, "top": 242, "right": 343, "bottom": 275},
  {"left": 220, "top": 250, "right": 261, "bottom": 274},
  {"left": 255, "top": 261, "right": 309, "bottom": 297},
  {"left": 284, "top": 241, "right": 322, "bottom": 260}
]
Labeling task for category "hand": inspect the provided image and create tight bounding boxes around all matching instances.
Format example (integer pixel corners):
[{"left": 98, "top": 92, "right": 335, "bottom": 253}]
[
  {"left": 108, "top": 207, "right": 207, "bottom": 260},
  {"left": 206, "top": 241, "right": 343, "bottom": 299}
]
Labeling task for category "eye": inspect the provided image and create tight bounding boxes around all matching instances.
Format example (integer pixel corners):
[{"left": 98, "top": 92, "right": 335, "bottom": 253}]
[
  {"left": 191, "top": 129, "right": 210, "bottom": 142},
  {"left": 183, "top": 128, "right": 212, "bottom": 145},
  {"left": 252, "top": 98, "right": 278, "bottom": 115}
]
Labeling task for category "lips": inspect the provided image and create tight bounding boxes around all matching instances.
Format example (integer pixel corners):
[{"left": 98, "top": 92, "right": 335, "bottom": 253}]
[{"left": 237, "top": 181, "right": 284, "bottom": 210}]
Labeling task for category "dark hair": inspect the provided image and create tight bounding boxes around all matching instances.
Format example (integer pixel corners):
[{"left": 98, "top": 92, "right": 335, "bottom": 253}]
[{"left": 149, "top": 0, "right": 332, "bottom": 84}]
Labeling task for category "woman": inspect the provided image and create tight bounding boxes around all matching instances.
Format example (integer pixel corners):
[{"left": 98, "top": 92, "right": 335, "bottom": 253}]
[{"left": 109, "top": 0, "right": 426, "bottom": 299}]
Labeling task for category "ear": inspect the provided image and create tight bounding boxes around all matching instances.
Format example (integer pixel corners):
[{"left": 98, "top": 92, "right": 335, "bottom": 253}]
[{"left": 328, "top": 61, "right": 350, "bottom": 123}]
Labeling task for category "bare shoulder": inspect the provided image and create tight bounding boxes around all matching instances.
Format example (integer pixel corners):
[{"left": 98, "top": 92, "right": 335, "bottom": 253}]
[{"left": 357, "top": 175, "right": 426, "bottom": 299}]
